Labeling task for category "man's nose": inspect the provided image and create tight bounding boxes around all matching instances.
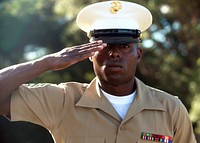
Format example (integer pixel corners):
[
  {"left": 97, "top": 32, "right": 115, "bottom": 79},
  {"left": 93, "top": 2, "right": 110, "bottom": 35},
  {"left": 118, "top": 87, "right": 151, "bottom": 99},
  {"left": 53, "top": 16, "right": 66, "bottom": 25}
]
[{"left": 108, "top": 46, "right": 121, "bottom": 59}]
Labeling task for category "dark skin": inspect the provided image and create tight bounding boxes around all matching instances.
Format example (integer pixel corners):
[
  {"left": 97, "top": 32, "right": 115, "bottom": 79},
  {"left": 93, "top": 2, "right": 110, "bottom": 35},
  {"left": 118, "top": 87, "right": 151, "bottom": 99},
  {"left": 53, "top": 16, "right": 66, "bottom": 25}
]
[{"left": 90, "top": 43, "right": 143, "bottom": 96}]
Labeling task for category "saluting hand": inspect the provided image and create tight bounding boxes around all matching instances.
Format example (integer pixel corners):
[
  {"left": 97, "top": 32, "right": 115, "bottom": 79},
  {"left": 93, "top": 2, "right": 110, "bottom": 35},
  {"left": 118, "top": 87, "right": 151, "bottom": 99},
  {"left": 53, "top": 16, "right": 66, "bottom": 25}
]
[{"left": 44, "top": 40, "right": 107, "bottom": 71}]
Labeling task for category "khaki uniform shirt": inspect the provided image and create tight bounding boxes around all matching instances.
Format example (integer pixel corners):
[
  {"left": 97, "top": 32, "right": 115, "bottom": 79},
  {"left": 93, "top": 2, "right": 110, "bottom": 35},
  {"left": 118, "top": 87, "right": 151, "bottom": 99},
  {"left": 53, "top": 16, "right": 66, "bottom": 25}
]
[{"left": 11, "top": 78, "right": 197, "bottom": 143}]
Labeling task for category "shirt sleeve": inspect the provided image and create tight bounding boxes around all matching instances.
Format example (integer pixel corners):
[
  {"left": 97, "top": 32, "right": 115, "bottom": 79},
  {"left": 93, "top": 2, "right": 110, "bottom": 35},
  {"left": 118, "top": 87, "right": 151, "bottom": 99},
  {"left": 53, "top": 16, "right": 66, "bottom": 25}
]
[
  {"left": 10, "top": 83, "right": 66, "bottom": 130},
  {"left": 172, "top": 99, "right": 197, "bottom": 143}
]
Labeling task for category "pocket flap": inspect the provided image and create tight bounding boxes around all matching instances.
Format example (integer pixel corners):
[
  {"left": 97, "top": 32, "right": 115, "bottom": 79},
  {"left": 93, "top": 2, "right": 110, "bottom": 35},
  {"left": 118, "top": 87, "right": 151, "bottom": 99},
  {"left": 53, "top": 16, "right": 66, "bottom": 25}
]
[
  {"left": 66, "top": 137, "right": 104, "bottom": 143},
  {"left": 137, "top": 140, "right": 159, "bottom": 143}
]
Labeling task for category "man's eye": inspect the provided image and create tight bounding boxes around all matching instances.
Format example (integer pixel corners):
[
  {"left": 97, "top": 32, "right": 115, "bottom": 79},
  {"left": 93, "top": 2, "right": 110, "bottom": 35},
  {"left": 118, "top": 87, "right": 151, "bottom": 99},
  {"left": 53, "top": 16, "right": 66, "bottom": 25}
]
[
  {"left": 106, "top": 45, "right": 111, "bottom": 48},
  {"left": 120, "top": 45, "right": 130, "bottom": 48}
]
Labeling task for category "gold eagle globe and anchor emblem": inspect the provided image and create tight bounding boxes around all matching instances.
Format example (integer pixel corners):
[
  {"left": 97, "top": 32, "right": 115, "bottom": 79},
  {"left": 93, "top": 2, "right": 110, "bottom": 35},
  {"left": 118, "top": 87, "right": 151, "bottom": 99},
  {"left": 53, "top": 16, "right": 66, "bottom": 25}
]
[{"left": 110, "top": 1, "right": 122, "bottom": 14}]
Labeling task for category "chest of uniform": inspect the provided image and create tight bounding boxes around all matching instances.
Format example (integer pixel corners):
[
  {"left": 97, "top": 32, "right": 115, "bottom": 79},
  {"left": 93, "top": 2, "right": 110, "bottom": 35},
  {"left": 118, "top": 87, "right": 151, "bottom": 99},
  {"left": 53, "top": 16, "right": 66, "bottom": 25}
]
[{"left": 57, "top": 107, "right": 173, "bottom": 143}]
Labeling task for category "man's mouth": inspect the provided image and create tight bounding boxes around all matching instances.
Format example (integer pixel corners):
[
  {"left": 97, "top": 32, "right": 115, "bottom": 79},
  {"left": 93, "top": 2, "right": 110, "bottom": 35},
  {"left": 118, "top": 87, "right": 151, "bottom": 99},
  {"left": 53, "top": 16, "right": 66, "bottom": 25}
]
[{"left": 107, "top": 63, "right": 123, "bottom": 72}]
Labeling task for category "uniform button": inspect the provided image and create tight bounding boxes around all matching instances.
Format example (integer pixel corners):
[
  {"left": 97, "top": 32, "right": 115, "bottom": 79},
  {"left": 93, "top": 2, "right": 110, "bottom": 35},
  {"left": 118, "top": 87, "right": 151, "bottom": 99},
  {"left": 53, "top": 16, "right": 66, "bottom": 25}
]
[{"left": 120, "top": 125, "right": 125, "bottom": 131}]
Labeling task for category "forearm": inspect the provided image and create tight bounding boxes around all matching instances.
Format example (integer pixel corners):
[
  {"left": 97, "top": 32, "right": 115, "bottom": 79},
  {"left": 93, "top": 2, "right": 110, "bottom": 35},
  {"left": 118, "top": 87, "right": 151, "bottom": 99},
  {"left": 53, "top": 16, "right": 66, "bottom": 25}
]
[
  {"left": 0, "top": 57, "right": 49, "bottom": 115},
  {"left": 0, "top": 57, "right": 49, "bottom": 95}
]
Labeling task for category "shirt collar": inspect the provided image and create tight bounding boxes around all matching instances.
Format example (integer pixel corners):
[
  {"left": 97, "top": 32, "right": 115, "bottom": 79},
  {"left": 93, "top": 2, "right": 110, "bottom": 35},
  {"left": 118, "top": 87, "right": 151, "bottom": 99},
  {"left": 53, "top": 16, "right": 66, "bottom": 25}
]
[{"left": 76, "top": 77, "right": 166, "bottom": 121}]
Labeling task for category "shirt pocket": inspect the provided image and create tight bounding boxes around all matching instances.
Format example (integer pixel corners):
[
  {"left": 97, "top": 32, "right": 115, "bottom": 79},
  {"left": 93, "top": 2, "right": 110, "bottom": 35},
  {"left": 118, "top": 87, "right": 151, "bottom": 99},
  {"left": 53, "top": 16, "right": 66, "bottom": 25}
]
[
  {"left": 66, "top": 137, "right": 105, "bottom": 143},
  {"left": 137, "top": 140, "right": 158, "bottom": 143}
]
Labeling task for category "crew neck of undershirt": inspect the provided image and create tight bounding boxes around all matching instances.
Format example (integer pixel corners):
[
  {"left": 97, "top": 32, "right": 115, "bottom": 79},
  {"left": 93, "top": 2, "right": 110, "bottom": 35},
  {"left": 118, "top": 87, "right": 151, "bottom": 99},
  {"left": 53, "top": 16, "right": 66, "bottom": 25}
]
[
  {"left": 100, "top": 89, "right": 136, "bottom": 119},
  {"left": 101, "top": 89, "right": 136, "bottom": 104}
]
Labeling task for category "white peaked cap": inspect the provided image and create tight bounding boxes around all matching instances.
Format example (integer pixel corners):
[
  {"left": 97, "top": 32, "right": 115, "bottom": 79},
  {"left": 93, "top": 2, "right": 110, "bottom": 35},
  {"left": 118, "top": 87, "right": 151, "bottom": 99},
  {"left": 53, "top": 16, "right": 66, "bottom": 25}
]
[{"left": 76, "top": 0, "right": 153, "bottom": 33}]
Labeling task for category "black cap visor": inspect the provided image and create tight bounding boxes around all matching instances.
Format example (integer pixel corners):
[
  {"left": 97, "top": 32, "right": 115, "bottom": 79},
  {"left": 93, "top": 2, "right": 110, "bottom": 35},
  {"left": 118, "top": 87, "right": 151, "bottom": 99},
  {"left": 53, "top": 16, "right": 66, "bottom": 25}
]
[{"left": 89, "top": 29, "right": 142, "bottom": 44}]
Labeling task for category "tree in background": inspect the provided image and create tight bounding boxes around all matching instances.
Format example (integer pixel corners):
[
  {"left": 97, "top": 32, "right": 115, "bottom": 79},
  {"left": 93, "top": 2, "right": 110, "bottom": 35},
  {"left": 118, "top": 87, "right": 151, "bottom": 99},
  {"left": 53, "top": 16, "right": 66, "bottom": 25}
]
[{"left": 0, "top": 0, "right": 199, "bottom": 139}]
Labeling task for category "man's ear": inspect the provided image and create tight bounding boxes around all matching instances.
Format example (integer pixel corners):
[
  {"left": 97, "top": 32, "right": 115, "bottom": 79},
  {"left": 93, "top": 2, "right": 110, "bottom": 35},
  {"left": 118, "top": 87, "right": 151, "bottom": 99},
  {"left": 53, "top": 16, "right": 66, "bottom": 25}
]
[{"left": 137, "top": 47, "right": 143, "bottom": 62}]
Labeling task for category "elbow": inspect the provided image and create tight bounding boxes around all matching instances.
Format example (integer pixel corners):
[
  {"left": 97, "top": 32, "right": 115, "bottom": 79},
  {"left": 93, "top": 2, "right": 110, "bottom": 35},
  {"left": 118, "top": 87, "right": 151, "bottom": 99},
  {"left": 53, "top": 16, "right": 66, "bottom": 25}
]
[{"left": 0, "top": 96, "right": 11, "bottom": 117}]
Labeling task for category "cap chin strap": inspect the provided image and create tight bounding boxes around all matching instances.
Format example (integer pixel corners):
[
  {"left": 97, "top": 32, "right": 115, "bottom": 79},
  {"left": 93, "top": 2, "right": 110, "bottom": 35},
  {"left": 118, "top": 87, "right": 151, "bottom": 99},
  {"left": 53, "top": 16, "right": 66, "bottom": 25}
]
[{"left": 90, "top": 37, "right": 142, "bottom": 44}]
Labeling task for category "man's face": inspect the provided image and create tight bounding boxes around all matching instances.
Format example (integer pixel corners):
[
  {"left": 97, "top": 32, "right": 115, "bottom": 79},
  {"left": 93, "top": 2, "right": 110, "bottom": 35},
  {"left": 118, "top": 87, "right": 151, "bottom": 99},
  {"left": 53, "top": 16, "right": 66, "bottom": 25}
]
[{"left": 90, "top": 43, "right": 142, "bottom": 86}]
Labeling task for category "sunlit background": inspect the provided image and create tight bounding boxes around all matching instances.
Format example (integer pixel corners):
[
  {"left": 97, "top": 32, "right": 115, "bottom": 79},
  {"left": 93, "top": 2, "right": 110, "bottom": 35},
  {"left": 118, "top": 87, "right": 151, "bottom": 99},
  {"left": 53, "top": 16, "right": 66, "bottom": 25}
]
[{"left": 0, "top": 0, "right": 200, "bottom": 141}]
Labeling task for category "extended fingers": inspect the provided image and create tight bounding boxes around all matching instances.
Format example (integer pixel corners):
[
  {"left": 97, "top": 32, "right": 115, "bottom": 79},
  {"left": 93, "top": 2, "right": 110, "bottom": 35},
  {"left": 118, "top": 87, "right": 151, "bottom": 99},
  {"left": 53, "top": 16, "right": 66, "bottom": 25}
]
[
  {"left": 75, "top": 40, "right": 106, "bottom": 50},
  {"left": 79, "top": 40, "right": 100, "bottom": 46},
  {"left": 48, "top": 41, "right": 106, "bottom": 70},
  {"left": 60, "top": 40, "right": 106, "bottom": 59},
  {"left": 70, "top": 40, "right": 106, "bottom": 56}
]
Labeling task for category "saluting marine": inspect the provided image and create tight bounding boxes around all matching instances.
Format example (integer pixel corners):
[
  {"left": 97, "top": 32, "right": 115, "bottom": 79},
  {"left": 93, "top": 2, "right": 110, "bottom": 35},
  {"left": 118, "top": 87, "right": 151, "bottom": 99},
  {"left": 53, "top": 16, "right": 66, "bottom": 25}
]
[{"left": 0, "top": 1, "right": 197, "bottom": 143}]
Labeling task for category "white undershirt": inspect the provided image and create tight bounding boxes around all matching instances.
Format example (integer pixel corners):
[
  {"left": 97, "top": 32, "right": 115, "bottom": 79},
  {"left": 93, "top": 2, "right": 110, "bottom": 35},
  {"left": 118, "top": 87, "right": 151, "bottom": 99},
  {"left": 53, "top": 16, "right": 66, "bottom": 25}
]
[{"left": 101, "top": 89, "right": 136, "bottom": 119}]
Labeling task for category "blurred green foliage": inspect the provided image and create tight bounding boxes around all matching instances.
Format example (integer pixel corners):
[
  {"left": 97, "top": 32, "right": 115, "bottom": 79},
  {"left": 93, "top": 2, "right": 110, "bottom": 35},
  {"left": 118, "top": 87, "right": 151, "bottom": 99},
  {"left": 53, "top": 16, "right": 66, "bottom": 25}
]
[{"left": 0, "top": 0, "right": 200, "bottom": 140}]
